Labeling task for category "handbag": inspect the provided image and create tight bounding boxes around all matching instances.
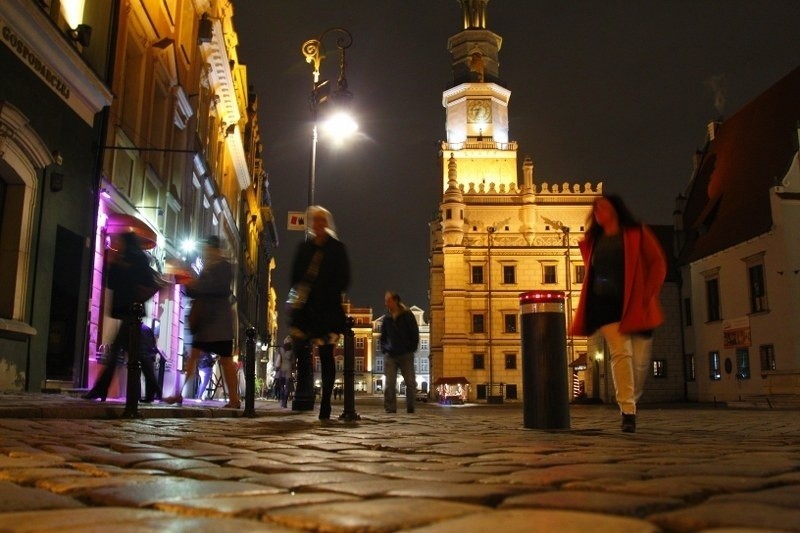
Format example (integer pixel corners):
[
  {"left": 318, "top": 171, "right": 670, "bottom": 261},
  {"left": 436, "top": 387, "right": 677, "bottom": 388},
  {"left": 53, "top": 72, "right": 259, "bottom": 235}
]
[
  {"left": 134, "top": 267, "right": 165, "bottom": 303},
  {"left": 286, "top": 250, "right": 323, "bottom": 336}
]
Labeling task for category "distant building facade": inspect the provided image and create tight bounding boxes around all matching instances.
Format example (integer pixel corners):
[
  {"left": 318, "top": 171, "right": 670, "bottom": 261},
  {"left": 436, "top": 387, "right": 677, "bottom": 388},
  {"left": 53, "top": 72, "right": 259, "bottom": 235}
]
[
  {"left": 675, "top": 67, "right": 800, "bottom": 402},
  {"left": 430, "top": 1, "right": 684, "bottom": 405}
]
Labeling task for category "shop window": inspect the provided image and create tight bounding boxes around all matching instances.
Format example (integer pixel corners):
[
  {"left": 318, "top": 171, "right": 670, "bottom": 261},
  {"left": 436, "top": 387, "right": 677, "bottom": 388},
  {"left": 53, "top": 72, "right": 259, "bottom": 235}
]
[
  {"left": 736, "top": 349, "right": 751, "bottom": 379},
  {"left": 709, "top": 351, "right": 721, "bottom": 380},
  {"left": 505, "top": 384, "right": 518, "bottom": 400},
  {"left": 476, "top": 384, "right": 487, "bottom": 400}
]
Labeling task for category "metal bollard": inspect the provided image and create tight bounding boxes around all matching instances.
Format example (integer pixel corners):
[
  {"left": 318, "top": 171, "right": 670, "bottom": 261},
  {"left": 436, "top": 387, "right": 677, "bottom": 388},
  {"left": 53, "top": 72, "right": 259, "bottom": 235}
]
[
  {"left": 122, "top": 302, "right": 144, "bottom": 418},
  {"left": 339, "top": 316, "right": 360, "bottom": 421},
  {"left": 519, "top": 291, "right": 570, "bottom": 429},
  {"left": 244, "top": 327, "right": 257, "bottom": 417}
]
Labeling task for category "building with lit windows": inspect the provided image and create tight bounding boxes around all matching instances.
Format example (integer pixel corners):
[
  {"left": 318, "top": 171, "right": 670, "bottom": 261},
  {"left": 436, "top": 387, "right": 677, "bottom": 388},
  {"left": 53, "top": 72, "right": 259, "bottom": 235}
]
[
  {"left": 0, "top": 0, "right": 113, "bottom": 390},
  {"left": 429, "top": 1, "right": 685, "bottom": 405},
  {"left": 675, "top": 66, "right": 800, "bottom": 403}
]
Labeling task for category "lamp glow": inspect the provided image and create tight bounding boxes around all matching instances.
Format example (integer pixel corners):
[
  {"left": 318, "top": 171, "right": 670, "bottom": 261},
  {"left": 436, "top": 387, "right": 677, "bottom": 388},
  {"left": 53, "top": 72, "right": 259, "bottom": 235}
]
[{"left": 321, "top": 112, "right": 358, "bottom": 139}]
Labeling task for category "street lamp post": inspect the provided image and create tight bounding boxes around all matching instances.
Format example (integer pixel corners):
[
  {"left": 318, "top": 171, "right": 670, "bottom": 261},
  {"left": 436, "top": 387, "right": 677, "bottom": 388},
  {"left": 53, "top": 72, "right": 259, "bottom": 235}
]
[
  {"left": 292, "top": 27, "right": 355, "bottom": 412},
  {"left": 301, "top": 27, "right": 354, "bottom": 208}
]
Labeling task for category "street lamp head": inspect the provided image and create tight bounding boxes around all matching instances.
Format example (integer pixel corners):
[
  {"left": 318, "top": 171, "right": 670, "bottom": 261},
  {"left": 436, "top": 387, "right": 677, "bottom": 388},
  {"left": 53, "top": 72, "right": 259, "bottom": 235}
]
[{"left": 321, "top": 111, "right": 358, "bottom": 141}]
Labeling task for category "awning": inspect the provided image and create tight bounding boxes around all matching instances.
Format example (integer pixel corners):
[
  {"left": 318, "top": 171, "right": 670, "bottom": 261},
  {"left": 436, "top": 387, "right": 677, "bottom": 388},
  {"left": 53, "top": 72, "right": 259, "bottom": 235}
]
[
  {"left": 164, "top": 257, "right": 195, "bottom": 285},
  {"left": 569, "top": 353, "right": 588, "bottom": 369},
  {"left": 105, "top": 213, "right": 157, "bottom": 250},
  {"left": 434, "top": 376, "right": 470, "bottom": 386}
]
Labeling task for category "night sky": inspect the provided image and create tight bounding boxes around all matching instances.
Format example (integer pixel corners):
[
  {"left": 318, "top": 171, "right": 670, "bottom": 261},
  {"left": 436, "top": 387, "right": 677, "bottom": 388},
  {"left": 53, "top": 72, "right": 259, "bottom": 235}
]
[{"left": 233, "top": 0, "right": 800, "bottom": 328}]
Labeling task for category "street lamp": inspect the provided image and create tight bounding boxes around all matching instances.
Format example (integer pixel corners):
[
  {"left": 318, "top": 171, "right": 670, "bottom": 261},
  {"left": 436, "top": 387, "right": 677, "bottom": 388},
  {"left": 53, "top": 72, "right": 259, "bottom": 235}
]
[
  {"left": 292, "top": 27, "right": 356, "bottom": 413},
  {"left": 301, "top": 27, "right": 356, "bottom": 208}
]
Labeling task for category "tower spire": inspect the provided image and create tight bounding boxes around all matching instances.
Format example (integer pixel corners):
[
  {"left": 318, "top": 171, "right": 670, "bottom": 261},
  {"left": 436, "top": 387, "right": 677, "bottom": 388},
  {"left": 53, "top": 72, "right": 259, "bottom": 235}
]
[{"left": 460, "top": 0, "right": 489, "bottom": 30}]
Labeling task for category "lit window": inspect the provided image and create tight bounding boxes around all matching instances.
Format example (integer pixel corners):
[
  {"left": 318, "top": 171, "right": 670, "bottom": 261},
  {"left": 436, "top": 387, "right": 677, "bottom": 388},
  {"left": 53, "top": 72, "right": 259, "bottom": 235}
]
[
  {"left": 709, "top": 351, "right": 721, "bottom": 380},
  {"left": 736, "top": 348, "right": 751, "bottom": 379},
  {"left": 653, "top": 359, "right": 667, "bottom": 378},
  {"left": 759, "top": 344, "right": 776, "bottom": 373}
]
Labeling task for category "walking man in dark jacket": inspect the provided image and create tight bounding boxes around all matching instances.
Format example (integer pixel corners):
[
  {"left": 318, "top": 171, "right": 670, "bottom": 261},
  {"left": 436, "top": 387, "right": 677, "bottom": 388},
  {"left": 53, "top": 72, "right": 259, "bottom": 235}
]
[{"left": 380, "top": 291, "right": 420, "bottom": 414}]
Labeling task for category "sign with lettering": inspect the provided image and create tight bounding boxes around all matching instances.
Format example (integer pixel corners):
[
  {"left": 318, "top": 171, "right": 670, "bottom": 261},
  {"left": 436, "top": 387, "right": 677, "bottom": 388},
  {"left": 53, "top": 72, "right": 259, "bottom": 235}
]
[
  {"left": 1, "top": 19, "right": 72, "bottom": 106},
  {"left": 722, "top": 316, "right": 751, "bottom": 349}
]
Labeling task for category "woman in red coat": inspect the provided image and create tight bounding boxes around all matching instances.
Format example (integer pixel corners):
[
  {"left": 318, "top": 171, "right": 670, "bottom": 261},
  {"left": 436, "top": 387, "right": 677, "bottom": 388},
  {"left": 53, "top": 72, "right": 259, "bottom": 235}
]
[{"left": 570, "top": 194, "right": 667, "bottom": 433}]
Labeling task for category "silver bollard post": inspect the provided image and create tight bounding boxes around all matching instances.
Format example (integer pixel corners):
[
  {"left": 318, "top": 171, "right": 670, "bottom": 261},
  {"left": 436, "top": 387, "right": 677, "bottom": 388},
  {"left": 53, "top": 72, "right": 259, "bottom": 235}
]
[{"left": 519, "top": 291, "right": 571, "bottom": 429}]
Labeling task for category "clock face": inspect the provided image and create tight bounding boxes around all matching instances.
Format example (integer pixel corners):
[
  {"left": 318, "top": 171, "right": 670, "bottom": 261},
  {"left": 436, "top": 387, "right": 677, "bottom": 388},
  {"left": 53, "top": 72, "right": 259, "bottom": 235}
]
[{"left": 467, "top": 99, "right": 491, "bottom": 123}]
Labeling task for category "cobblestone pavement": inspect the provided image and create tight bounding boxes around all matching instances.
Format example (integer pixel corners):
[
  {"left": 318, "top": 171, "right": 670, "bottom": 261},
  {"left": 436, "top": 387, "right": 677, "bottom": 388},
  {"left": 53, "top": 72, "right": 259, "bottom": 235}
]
[{"left": 0, "top": 393, "right": 798, "bottom": 532}]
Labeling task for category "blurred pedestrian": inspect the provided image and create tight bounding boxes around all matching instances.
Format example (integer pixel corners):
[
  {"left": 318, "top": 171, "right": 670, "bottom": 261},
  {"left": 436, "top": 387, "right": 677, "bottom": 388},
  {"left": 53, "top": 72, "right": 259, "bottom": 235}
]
[
  {"left": 275, "top": 336, "right": 295, "bottom": 408},
  {"left": 195, "top": 352, "right": 216, "bottom": 400},
  {"left": 570, "top": 194, "right": 667, "bottom": 433},
  {"left": 138, "top": 322, "right": 161, "bottom": 402},
  {"left": 83, "top": 232, "right": 160, "bottom": 401},
  {"left": 380, "top": 291, "right": 420, "bottom": 414},
  {"left": 165, "top": 236, "right": 237, "bottom": 408},
  {"left": 288, "top": 206, "right": 350, "bottom": 420}
]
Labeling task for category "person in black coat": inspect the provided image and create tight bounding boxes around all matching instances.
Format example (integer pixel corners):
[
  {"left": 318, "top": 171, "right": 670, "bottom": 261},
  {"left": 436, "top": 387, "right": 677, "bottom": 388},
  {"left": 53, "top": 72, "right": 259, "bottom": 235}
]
[
  {"left": 83, "top": 232, "right": 158, "bottom": 401},
  {"left": 288, "top": 205, "right": 350, "bottom": 419}
]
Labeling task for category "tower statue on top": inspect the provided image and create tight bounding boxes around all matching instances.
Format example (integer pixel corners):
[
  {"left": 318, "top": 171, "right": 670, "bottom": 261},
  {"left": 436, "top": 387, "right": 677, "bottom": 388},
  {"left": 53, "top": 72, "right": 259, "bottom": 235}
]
[{"left": 460, "top": 0, "right": 489, "bottom": 29}]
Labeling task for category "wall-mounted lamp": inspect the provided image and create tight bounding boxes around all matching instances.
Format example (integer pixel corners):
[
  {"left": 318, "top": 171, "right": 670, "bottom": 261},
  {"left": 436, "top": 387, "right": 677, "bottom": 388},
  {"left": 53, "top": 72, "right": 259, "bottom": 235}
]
[
  {"left": 68, "top": 24, "right": 92, "bottom": 47},
  {"left": 50, "top": 172, "right": 64, "bottom": 192}
]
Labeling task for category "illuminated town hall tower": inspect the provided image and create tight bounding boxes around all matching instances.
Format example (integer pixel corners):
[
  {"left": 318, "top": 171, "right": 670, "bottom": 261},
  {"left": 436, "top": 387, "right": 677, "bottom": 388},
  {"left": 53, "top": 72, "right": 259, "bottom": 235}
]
[{"left": 429, "top": 0, "right": 602, "bottom": 403}]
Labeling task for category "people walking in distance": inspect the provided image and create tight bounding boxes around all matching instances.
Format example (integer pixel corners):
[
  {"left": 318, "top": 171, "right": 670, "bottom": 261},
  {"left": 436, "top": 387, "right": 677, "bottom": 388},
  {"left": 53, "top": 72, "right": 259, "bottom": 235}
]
[
  {"left": 165, "top": 236, "right": 238, "bottom": 408},
  {"left": 275, "top": 336, "right": 295, "bottom": 408},
  {"left": 288, "top": 205, "right": 350, "bottom": 420},
  {"left": 83, "top": 232, "right": 160, "bottom": 401},
  {"left": 195, "top": 352, "right": 216, "bottom": 400},
  {"left": 380, "top": 291, "right": 420, "bottom": 414},
  {"left": 570, "top": 194, "right": 667, "bottom": 433},
  {"left": 138, "top": 322, "right": 162, "bottom": 402}
]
